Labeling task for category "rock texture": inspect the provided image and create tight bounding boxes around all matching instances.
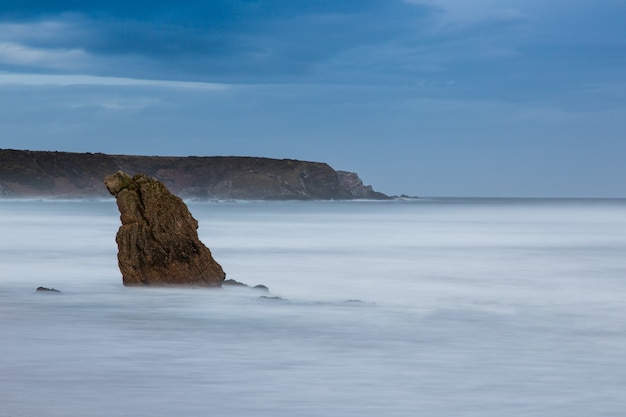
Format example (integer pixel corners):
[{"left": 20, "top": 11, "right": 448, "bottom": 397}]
[
  {"left": 105, "top": 171, "right": 225, "bottom": 287},
  {"left": 0, "top": 149, "right": 389, "bottom": 200}
]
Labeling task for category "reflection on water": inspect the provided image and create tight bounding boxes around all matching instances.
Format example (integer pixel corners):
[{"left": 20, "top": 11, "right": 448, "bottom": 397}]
[{"left": 1, "top": 199, "right": 625, "bottom": 416}]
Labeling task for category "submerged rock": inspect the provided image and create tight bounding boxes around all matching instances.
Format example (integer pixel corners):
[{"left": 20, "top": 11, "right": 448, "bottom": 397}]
[
  {"left": 259, "top": 295, "right": 286, "bottom": 301},
  {"left": 223, "top": 279, "right": 270, "bottom": 292},
  {"left": 222, "top": 279, "right": 248, "bottom": 287},
  {"left": 35, "top": 287, "right": 61, "bottom": 293},
  {"left": 104, "top": 171, "right": 225, "bottom": 287}
]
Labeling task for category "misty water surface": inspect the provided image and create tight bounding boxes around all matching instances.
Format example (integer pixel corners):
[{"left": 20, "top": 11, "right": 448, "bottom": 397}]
[{"left": 1, "top": 198, "right": 625, "bottom": 417}]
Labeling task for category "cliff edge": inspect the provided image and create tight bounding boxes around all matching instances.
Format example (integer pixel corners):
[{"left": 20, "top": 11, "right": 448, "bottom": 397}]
[{"left": 0, "top": 149, "right": 389, "bottom": 200}]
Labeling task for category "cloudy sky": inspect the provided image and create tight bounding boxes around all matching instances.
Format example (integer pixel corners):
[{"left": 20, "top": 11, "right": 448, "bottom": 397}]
[{"left": 0, "top": 1, "right": 624, "bottom": 197}]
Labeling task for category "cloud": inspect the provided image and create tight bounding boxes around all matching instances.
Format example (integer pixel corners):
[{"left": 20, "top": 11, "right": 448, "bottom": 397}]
[
  {"left": 405, "top": 0, "right": 530, "bottom": 23},
  {"left": 0, "top": 72, "right": 228, "bottom": 90},
  {"left": 0, "top": 0, "right": 624, "bottom": 104},
  {"left": 0, "top": 1, "right": 434, "bottom": 82},
  {"left": 66, "top": 96, "right": 163, "bottom": 111},
  {"left": 0, "top": 41, "right": 87, "bottom": 70}
]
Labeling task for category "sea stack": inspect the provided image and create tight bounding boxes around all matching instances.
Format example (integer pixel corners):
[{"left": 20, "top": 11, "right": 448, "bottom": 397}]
[{"left": 104, "top": 171, "right": 225, "bottom": 286}]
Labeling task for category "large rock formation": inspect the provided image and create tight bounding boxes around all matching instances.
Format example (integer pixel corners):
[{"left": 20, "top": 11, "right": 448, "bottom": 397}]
[
  {"left": 0, "top": 149, "right": 390, "bottom": 200},
  {"left": 104, "top": 171, "right": 225, "bottom": 286}
]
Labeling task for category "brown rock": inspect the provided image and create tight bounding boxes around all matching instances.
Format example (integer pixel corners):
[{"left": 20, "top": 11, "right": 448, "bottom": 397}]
[{"left": 104, "top": 171, "right": 226, "bottom": 286}]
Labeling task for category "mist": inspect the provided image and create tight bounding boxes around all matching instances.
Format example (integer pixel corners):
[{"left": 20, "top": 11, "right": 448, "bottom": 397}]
[{"left": 1, "top": 198, "right": 625, "bottom": 416}]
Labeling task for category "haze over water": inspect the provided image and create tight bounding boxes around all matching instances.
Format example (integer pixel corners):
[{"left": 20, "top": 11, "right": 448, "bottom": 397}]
[{"left": 1, "top": 198, "right": 625, "bottom": 416}]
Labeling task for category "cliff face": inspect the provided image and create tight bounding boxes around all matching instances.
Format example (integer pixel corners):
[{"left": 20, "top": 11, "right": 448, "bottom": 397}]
[{"left": 0, "top": 149, "right": 389, "bottom": 200}]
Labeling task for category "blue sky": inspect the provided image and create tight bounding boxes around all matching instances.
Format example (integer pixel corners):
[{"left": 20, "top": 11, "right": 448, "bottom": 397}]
[{"left": 0, "top": 1, "right": 624, "bottom": 197}]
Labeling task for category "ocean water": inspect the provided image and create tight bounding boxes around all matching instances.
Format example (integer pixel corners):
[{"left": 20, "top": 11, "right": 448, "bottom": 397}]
[{"left": 1, "top": 198, "right": 625, "bottom": 417}]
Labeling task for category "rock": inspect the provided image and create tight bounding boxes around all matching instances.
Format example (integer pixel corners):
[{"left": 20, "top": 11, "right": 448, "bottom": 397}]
[
  {"left": 104, "top": 171, "right": 226, "bottom": 287},
  {"left": 253, "top": 284, "right": 270, "bottom": 292},
  {"left": 337, "top": 171, "right": 389, "bottom": 199},
  {"left": 222, "top": 279, "right": 248, "bottom": 287},
  {"left": 223, "top": 280, "right": 271, "bottom": 292},
  {"left": 259, "top": 295, "right": 286, "bottom": 301},
  {"left": 36, "top": 287, "right": 61, "bottom": 293}
]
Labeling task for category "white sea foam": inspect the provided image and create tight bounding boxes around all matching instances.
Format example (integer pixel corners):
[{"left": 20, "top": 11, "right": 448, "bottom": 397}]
[{"left": 1, "top": 198, "right": 625, "bottom": 416}]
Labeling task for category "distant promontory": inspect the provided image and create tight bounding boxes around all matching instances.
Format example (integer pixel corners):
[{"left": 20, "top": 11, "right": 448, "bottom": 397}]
[{"left": 0, "top": 149, "right": 389, "bottom": 200}]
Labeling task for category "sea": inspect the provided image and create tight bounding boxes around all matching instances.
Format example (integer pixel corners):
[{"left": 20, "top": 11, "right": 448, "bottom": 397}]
[{"left": 1, "top": 198, "right": 625, "bottom": 417}]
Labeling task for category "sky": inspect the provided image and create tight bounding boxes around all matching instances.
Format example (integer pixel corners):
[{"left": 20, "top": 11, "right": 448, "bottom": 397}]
[{"left": 0, "top": 1, "right": 625, "bottom": 197}]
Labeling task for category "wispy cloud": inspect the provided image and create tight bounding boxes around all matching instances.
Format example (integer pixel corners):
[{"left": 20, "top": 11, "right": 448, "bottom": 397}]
[
  {"left": 0, "top": 72, "right": 228, "bottom": 90},
  {"left": 66, "top": 96, "right": 163, "bottom": 111},
  {"left": 406, "top": 0, "right": 530, "bottom": 24},
  {"left": 0, "top": 42, "right": 87, "bottom": 70},
  {"left": 0, "top": 2, "right": 434, "bottom": 83}
]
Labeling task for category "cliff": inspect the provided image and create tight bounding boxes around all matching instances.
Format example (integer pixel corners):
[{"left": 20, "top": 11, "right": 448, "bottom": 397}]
[{"left": 0, "top": 149, "right": 389, "bottom": 200}]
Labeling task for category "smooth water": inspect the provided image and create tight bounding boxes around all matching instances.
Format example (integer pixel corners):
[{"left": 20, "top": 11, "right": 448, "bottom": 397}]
[{"left": 1, "top": 198, "right": 625, "bottom": 416}]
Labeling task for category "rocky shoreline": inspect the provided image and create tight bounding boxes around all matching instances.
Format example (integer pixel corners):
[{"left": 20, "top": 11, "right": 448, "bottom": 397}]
[{"left": 0, "top": 149, "right": 388, "bottom": 200}]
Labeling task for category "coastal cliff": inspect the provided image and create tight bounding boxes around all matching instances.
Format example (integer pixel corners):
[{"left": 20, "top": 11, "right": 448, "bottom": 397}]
[{"left": 0, "top": 149, "right": 388, "bottom": 200}]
